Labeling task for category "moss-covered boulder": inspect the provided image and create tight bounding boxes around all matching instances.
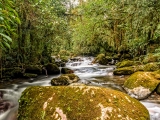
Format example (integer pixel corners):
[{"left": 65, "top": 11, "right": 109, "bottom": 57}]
[
  {"left": 61, "top": 68, "right": 74, "bottom": 74},
  {"left": 133, "top": 62, "right": 160, "bottom": 72},
  {"left": 51, "top": 76, "right": 69, "bottom": 86},
  {"left": 143, "top": 62, "right": 160, "bottom": 71},
  {"left": 133, "top": 65, "right": 145, "bottom": 72},
  {"left": 44, "top": 63, "right": 60, "bottom": 75},
  {"left": 18, "top": 86, "right": 149, "bottom": 120},
  {"left": 51, "top": 74, "right": 79, "bottom": 86},
  {"left": 113, "top": 67, "right": 134, "bottom": 75},
  {"left": 25, "top": 65, "right": 42, "bottom": 75},
  {"left": 116, "top": 60, "right": 135, "bottom": 68},
  {"left": 61, "top": 74, "right": 79, "bottom": 83},
  {"left": 123, "top": 72, "right": 160, "bottom": 99},
  {"left": 92, "top": 54, "right": 108, "bottom": 65}
]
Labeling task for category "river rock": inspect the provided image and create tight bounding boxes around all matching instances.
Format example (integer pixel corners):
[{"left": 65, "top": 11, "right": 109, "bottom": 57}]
[
  {"left": 51, "top": 74, "right": 79, "bottom": 86},
  {"left": 116, "top": 60, "right": 135, "bottom": 68},
  {"left": 123, "top": 72, "right": 160, "bottom": 100},
  {"left": 92, "top": 54, "right": 108, "bottom": 65},
  {"left": 18, "top": 86, "right": 149, "bottom": 120},
  {"left": 44, "top": 63, "right": 60, "bottom": 75},
  {"left": 61, "top": 68, "right": 74, "bottom": 74},
  {"left": 143, "top": 62, "right": 160, "bottom": 71},
  {"left": 51, "top": 76, "right": 69, "bottom": 86},
  {"left": 113, "top": 67, "right": 134, "bottom": 75},
  {"left": 25, "top": 65, "right": 42, "bottom": 75}
]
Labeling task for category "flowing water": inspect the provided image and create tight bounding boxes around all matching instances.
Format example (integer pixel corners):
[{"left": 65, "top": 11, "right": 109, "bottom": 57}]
[{"left": 0, "top": 57, "right": 160, "bottom": 120}]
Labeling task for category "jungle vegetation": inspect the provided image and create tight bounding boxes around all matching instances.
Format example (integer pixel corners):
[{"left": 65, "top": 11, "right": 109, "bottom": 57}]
[{"left": 1, "top": 0, "right": 160, "bottom": 79}]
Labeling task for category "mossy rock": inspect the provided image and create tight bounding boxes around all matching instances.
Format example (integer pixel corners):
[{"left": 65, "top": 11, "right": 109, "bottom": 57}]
[
  {"left": 51, "top": 76, "right": 69, "bottom": 86},
  {"left": 143, "top": 62, "right": 160, "bottom": 71},
  {"left": 93, "top": 54, "right": 108, "bottom": 65},
  {"left": 45, "top": 63, "right": 60, "bottom": 75},
  {"left": 113, "top": 67, "right": 134, "bottom": 75},
  {"left": 18, "top": 86, "right": 149, "bottom": 120},
  {"left": 25, "top": 65, "right": 42, "bottom": 75},
  {"left": 61, "top": 68, "right": 74, "bottom": 74},
  {"left": 51, "top": 74, "right": 79, "bottom": 86},
  {"left": 61, "top": 74, "right": 80, "bottom": 83},
  {"left": 23, "top": 73, "right": 38, "bottom": 78},
  {"left": 123, "top": 72, "right": 160, "bottom": 99},
  {"left": 133, "top": 65, "right": 145, "bottom": 72},
  {"left": 116, "top": 60, "right": 134, "bottom": 68},
  {"left": 133, "top": 62, "right": 160, "bottom": 72}
]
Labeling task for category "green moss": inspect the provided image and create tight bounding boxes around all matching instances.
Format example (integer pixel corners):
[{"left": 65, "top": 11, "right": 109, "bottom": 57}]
[
  {"left": 45, "top": 63, "right": 60, "bottom": 75},
  {"left": 93, "top": 54, "right": 108, "bottom": 65},
  {"left": 113, "top": 67, "right": 134, "bottom": 75},
  {"left": 51, "top": 76, "right": 69, "bottom": 86},
  {"left": 51, "top": 74, "right": 79, "bottom": 86},
  {"left": 18, "top": 86, "right": 150, "bottom": 120},
  {"left": 116, "top": 60, "right": 134, "bottom": 68},
  {"left": 134, "top": 65, "right": 145, "bottom": 72},
  {"left": 124, "top": 72, "right": 160, "bottom": 91},
  {"left": 143, "top": 62, "right": 160, "bottom": 71}
]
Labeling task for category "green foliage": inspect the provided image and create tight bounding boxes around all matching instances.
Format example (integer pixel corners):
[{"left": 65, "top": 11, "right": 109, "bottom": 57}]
[
  {"left": 10, "top": 0, "right": 71, "bottom": 65},
  {"left": 1, "top": 0, "right": 160, "bottom": 77},
  {"left": 71, "top": 0, "right": 160, "bottom": 56},
  {"left": 0, "top": 0, "right": 20, "bottom": 50}
]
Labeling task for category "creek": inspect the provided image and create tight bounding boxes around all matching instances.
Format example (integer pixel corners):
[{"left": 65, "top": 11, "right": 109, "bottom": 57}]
[{"left": 0, "top": 57, "right": 160, "bottom": 120}]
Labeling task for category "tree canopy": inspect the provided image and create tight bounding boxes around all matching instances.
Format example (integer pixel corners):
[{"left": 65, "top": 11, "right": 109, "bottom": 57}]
[{"left": 1, "top": 0, "right": 160, "bottom": 76}]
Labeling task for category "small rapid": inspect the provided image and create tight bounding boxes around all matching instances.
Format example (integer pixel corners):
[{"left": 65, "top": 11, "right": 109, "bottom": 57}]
[{"left": 0, "top": 56, "right": 159, "bottom": 120}]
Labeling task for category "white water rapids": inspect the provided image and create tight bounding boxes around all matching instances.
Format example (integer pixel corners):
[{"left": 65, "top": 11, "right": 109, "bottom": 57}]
[{"left": 0, "top": 57, "right": 160, "bottom": 120}]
